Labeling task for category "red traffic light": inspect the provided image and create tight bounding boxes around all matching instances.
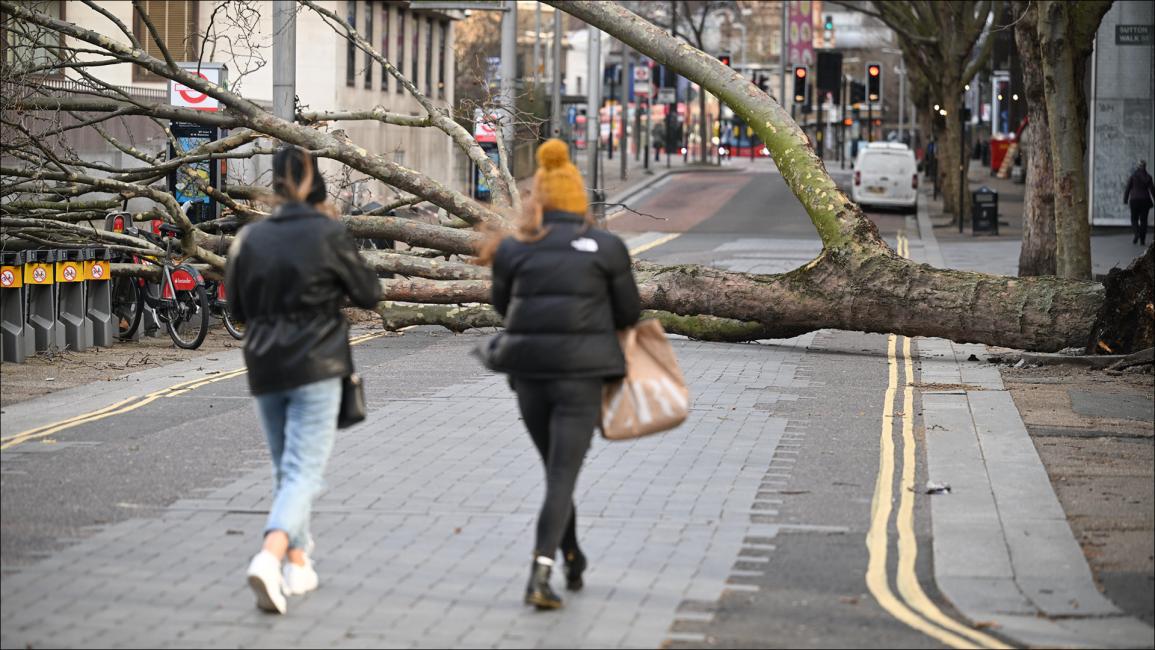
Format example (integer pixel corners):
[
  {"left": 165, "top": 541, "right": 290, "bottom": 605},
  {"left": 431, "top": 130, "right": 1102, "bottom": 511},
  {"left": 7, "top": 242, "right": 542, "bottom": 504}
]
[
  {"left": 719, "top": 54, "right": 732, "bottom": 67},
  {"left": 795, "top": 67, "right": 807, "bottom": 79},
  {"left": 868, "top": 64, "right": 880, "bottom": 77}
]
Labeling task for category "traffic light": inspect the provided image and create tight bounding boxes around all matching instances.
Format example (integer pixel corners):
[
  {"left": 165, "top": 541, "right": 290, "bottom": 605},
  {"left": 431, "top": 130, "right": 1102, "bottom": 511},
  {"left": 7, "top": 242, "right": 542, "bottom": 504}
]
[
  {"left": 850, "top": 80, "right": 866, "bottom": 105},
  {"left": 793, "top": 66, "right": 807, "bottom": 103},
  {"left": 866, "top": 62, "right": 882, "bottom": 102},
  {"left": 755, "top": 72, "right": 769, "bottom": 93},
  {"left": 719, "top": 52, "right": 732, "bottom": 67},
  {"left": 823, "top": 15, "right": 834, "bottom": 44}
]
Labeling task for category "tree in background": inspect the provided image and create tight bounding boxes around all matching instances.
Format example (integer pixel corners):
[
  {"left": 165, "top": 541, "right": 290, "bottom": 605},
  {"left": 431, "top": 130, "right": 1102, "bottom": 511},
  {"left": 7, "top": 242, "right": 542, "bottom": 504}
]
[{"left": 861, "top": 1, "right": 998, "bottom": 223}]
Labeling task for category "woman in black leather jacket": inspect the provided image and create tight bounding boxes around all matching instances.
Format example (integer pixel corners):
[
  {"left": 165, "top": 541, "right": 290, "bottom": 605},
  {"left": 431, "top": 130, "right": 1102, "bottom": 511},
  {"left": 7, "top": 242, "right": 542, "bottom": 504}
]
[
  {"left": 481, "top": 139, "right": 641, "bottom": 609},
  {"left": 225, "top": 146, "right": 381, "bottom": 614}
]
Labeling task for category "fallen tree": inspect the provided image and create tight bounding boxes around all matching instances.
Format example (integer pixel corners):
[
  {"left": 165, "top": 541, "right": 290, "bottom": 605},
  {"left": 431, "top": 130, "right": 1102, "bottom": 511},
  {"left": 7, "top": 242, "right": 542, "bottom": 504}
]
[{"left": 1, "top": 1, "right": 1150, "bottom": 353}]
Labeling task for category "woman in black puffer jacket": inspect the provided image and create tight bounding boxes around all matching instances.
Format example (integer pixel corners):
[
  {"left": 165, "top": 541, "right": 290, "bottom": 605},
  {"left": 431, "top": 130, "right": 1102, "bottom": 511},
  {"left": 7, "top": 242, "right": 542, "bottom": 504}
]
[{"left": 480, "top": 139, "right": 640, "bottom": 610}]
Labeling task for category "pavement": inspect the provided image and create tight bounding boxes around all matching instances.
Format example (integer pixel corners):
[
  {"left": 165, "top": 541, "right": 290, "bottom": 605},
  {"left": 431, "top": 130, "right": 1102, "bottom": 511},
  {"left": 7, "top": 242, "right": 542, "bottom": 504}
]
[
  {"left": 922, "top": 159, "right": 1150, "bottom": 278},
  {"left": 2, "top": 158, "right": 1153, "bottom": 649},
  {"left": 909, "top": 187, "right": 1154, "bottom": 648}
]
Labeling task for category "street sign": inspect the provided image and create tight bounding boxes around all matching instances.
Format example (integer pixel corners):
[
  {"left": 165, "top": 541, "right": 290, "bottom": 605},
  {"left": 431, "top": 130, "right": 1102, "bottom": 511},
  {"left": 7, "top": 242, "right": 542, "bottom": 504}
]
[
  {"left": 657, "top": 87, "right": 676, "bottom": 104},
  {"left": 473, "top": 107, "right": 498, "bottom": 144},
  {"left": 169, "top": 64, "right": 225, "bottom": 112},
  {"left": 633, "top": 65, "right": 651, "bottom": 98}
]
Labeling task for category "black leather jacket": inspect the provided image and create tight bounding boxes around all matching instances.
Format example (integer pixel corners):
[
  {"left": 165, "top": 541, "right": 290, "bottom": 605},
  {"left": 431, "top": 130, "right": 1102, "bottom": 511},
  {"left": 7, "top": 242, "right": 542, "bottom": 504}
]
[
  {"left": 225, "top": 203, "right": 382, "bottom": 395},
  {"left": 488, "top": 211, "right": 641, "bottom": 379}
]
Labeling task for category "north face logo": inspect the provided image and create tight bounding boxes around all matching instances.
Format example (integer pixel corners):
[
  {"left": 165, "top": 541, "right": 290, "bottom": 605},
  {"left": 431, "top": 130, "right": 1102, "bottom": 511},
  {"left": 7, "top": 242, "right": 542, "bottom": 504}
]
[{"left": 571, "top": 237, "right": 599, "bottom": 253}]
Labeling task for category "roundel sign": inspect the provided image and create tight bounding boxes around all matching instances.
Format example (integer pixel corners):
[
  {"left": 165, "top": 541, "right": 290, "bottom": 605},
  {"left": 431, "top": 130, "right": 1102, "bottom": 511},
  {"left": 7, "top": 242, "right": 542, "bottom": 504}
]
[
  {"left": 62, "top": 264, "right": 78, "bottom": 282},
  {"left": 0, "top": 269, "right": 14, "bottom": 287},
  {"left": 90, "top": 263, "right": 105, "bottom": 280},
  {"left": 170, "top": 66, "right": 221, "bottom": 111},
  {"left": 33, "top": 267, "right": 47, "bottom": 283}
]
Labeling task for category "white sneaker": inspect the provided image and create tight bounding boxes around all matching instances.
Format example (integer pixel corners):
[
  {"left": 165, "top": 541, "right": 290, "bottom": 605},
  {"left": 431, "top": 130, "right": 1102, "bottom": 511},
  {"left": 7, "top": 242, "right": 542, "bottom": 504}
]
[
  {"left": 246, "top": 550, "right": 287, "bottom": 614},
  {"left": 283, "top": 556, "right": 319, "bottom": 596}
]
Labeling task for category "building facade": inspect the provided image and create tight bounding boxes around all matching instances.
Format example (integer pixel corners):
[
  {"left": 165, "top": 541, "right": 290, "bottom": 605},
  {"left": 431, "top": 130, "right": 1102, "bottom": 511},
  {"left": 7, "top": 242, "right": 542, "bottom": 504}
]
[{"left": 10, "top": 0, "right": 461, "bottom": 203}]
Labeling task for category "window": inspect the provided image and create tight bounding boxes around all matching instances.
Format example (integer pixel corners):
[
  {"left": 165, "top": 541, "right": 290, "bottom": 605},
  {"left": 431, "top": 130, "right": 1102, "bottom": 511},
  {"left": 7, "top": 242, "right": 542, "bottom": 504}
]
[
  {"left": 425, "top": 18, "right": 433, "bottom": 96},
  {"left": 411, "top": 12, "right": 419, "bottom": 87},
  {"left": 3, "top": 1, "right": 65, "bottom": 76},
  {"left": 380, "top": 4, "right": 389, "bottom": 92},
  {"left": 132, "top": 0, "right": 200, "bottom": 82},
  {"left": 345, "top": 0, "right": 356, "bottom": 87},
  {"left": 438, "top": 21, "right": 447, "bottom": 100},
  {"left": 396, "top": 8, "right": 405, "bottom": 93},
  {"left": 363, "top": 0, "right": 372, "bottom": 89}
]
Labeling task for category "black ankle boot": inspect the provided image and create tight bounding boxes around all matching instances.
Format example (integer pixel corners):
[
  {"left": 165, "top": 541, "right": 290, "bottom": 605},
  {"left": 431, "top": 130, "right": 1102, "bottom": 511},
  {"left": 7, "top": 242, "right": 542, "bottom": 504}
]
[
  {"left": 563, "top": 549, "right": 587, "bottom": 591},
  {"left": 525, "top": 560, "right": 562, "bottom": 610}
]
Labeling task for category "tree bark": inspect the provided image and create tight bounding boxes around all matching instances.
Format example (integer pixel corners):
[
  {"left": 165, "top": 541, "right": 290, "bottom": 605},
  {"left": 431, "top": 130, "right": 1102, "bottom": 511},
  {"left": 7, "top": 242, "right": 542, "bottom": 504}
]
[
  {"left": 938, "top": 91, "right": 967, "bottom": 221},
  {"left": 1014, "top": 0, "right": 1057, "bottom": 276},
  {"left": 1038, "top": 1, "right": 1092, "bottom": 279}
]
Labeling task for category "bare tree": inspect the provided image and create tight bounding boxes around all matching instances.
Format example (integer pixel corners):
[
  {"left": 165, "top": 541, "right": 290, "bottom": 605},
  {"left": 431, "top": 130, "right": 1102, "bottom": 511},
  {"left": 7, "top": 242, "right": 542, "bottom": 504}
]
[{"left": 852, "top": 1, "right": 999, "bottom": 222}]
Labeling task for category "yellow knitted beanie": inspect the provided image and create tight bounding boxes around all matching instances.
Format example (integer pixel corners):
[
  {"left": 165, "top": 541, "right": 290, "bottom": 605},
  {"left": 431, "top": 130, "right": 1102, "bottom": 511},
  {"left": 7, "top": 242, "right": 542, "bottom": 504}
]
[{"left": 534, "top": 139, "right": 588, "bottom": 215}]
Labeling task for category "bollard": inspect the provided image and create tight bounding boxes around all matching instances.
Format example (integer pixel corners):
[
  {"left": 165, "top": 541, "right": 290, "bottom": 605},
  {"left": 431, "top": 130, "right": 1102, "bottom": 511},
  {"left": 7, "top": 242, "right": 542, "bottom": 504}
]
[
  {"left": 24, "top": 250, "right": 66, "bottom": 353},
  {"left": 85, "top": 248, "right": 115, "bottom": 347},
  {"left": 2, "top": 251, "right": 38, "bottom": 363},
  {"left": 56, "top": 249, "right": 92, "bottom": 352}
]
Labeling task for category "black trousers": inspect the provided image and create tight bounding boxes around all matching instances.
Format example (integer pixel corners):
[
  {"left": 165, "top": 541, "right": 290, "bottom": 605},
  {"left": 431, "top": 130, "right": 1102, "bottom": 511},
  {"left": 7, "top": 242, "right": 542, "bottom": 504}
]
[
  {"left": 1131, "top": 201, "right": 1151, "bottom": 245},
  {"left": 513, "top": 377, "right": 602, "bottom": 560}
]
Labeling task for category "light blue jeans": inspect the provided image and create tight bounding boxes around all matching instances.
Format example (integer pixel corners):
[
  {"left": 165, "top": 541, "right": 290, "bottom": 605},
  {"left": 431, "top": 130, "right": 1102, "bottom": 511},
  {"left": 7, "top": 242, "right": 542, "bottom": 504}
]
[{"left": 254, "top": 377, "right": 341, "bottom": 550}]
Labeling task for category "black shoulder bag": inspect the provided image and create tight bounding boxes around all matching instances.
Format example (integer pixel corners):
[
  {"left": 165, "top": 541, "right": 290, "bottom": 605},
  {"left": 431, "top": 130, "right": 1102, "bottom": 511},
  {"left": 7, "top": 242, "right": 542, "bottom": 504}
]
[{"left": 337, "top": 373, "right": 366, "bottom": 429}]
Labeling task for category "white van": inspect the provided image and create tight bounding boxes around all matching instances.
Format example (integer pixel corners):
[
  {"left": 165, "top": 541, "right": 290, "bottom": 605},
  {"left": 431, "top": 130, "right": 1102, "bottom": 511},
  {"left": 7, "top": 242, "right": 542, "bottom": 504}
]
[{"left": 851, "top": 143, "right": 918, "bottom": 212}]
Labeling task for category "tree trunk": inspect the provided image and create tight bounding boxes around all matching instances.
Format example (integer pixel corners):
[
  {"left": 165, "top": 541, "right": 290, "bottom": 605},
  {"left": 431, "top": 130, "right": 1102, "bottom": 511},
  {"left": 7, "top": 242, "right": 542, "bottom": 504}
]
[
  {"left": 1015, "top": 0, "right": 1057, "bottom": 277},
  {"left": 937, "top": 91, "right": 967, "bottom": 221},
  {"left": 1039, "top": 1, "right": 1092, "bottom": 279}
]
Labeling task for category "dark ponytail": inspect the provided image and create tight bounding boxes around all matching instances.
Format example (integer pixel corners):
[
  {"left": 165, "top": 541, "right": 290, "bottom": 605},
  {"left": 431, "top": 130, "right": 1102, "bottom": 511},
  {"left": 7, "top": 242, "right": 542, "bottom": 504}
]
[{"left": 273, "top": 146, "right": 327, "bottom": 204}]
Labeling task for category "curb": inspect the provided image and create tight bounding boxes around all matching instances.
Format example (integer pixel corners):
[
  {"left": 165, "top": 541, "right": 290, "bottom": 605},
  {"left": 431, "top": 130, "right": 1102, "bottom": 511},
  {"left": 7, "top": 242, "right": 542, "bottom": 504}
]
[{"left": 912, "top": 219, "right": 1154, "bottom": 648}]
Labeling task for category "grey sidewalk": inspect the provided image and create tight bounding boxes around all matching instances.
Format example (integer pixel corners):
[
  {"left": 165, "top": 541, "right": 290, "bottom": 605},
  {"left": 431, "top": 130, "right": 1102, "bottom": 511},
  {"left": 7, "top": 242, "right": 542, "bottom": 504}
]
[
  {"left": 909, "top": 199, "right": 1155, "bottom": 648},
  {"left": 0, "top": 332, "right": 815, "bottom": 649}
]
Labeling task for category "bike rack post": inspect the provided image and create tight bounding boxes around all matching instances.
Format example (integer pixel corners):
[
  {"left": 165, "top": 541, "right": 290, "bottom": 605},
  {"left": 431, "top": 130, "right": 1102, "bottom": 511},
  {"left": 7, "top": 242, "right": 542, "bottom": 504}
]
[
  {"left": 56, "top": 249, "right": 92, "bottom": 352},
  {"left": 85, "top": 248, "right": 115, "bottom": 347},
  {"left": 1, "top": 251, "right": 37, "bottom": 363},
  {"left": 25, "top": 249, "right": 66, "bottom": 353}
]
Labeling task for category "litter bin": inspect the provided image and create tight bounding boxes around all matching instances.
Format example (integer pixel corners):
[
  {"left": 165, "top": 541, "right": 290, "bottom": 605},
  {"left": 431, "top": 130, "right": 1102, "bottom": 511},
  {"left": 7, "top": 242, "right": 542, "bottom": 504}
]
[
  {"left": 972, "top": 186, "right": 999, "bottom": 235},
  {"left": 2, "top": 251, "right": 37, "bottom": 363}
]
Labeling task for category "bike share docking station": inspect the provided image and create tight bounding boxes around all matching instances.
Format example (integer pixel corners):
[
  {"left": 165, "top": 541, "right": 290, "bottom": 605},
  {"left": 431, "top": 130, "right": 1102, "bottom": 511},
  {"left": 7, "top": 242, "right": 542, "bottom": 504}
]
[
  {"left": 0, "top": 247, "right": 113, "bottom": 363},
  {"left": 1, "top": 251, "right": 37, "bottom": 363}
]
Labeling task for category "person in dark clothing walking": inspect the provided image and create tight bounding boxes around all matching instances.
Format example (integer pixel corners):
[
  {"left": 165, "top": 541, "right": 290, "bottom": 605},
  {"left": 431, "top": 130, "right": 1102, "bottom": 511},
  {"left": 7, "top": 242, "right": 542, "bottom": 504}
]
[
  {"left": 225, "top": 146, "right": 382, "bottom": 614},
  {"left": 1124, "top": 160, "right": 1154, "bottom": 246},
  {"left": 478, "top": 139, "right": 641, "bottom": 610}
]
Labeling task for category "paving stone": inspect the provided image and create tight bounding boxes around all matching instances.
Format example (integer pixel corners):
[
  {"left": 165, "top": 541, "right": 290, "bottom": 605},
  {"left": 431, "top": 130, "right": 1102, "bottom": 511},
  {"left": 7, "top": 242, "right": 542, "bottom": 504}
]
[{"left": 0, "top": 337, "right": 813, "bottom": 648}]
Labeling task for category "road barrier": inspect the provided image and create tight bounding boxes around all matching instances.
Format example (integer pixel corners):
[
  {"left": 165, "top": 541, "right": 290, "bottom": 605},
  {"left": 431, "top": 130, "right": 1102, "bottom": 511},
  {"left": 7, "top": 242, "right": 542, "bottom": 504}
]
[
  {"left": 1, "top": 251, "right": 37, "bottom": 363},
  {"left": 85, "top": 248, "right": 114, "bottom": 347}
]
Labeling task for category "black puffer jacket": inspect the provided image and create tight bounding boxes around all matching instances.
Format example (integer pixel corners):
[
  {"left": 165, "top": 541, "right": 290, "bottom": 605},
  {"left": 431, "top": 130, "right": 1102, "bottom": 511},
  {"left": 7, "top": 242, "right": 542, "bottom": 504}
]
[
  {"left": 488, "top": 211, "right": 641, "bottom": 379},
  {"left": 225, "top": 203, "right": 382, "bottom": 395}
]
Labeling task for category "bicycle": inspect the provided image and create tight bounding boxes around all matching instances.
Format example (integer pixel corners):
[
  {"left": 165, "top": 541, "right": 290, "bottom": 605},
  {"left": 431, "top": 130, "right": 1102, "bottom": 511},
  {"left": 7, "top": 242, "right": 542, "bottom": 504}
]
[
  {"left": 204, "top": 277, "right": 244, "bottom": 340},
  {"left": 111, "top": 218, "right": 211, "bottom": 350}
]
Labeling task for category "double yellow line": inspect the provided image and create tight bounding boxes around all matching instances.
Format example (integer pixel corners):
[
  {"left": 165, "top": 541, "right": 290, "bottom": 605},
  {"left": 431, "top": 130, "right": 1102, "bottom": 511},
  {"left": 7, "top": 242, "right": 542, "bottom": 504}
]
[
  {"left": 865, "top": 233, "right": 1009, "bottom": 649},
  {"left": 0, "top": 331, "right": 389, "bottom": 451}
]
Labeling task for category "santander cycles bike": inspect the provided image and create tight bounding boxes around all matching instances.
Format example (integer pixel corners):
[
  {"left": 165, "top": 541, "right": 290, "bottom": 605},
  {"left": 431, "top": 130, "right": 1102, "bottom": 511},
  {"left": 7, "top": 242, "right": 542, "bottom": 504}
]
[{"left": 107, "top": 211, "right": 242, "bottom": 349}]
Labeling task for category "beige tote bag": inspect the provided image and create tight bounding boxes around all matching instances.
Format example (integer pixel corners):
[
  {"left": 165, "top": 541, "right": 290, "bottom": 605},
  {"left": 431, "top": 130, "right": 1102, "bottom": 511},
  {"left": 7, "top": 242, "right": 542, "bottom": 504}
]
[{"left": 601, "top": 319, "right": 690, "bottom": 440}]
